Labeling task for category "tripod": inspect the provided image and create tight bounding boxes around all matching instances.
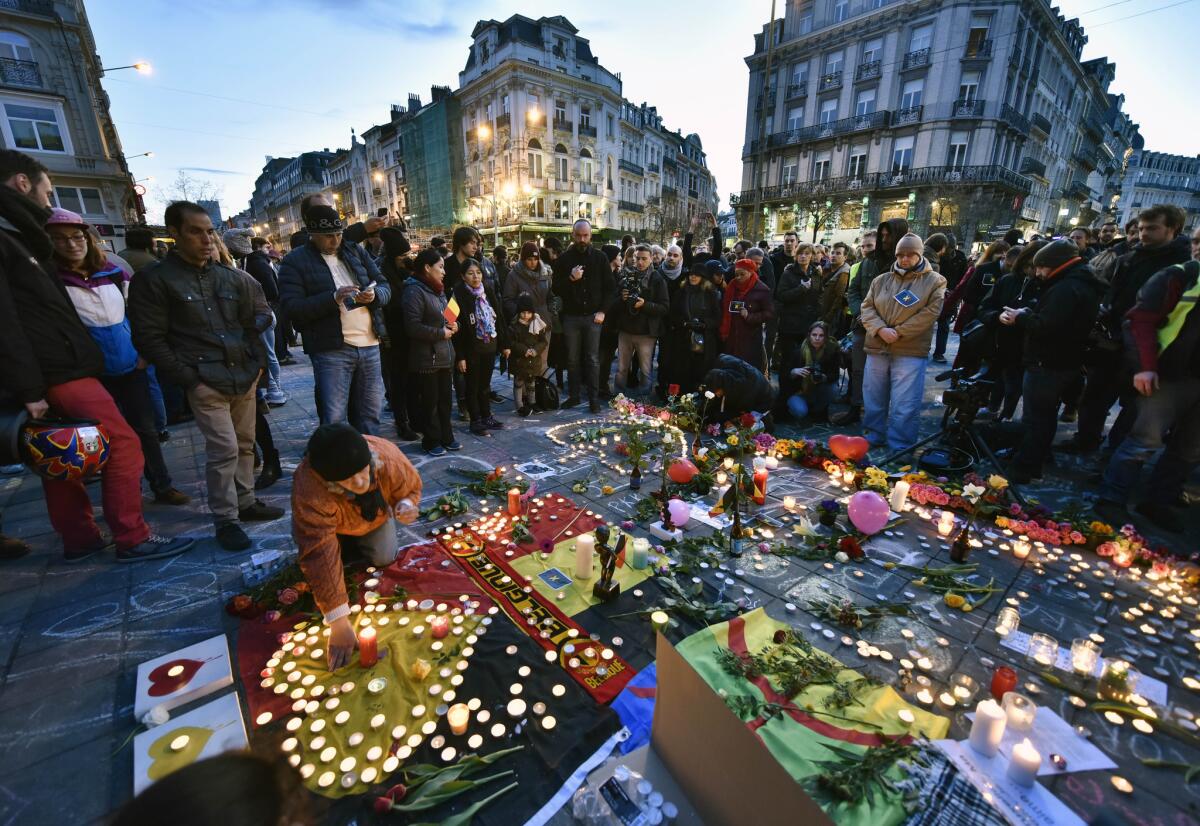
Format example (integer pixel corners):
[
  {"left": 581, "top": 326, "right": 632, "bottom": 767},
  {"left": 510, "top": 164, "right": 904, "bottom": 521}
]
[{"left": 880, "top": 403, "right": 1027, "bottom": 507}]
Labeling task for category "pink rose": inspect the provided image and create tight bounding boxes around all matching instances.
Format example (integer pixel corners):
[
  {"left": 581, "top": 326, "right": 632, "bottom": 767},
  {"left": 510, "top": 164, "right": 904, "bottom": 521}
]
[{"left": 277, "top": 587, "right": 299, "bottom": 606}]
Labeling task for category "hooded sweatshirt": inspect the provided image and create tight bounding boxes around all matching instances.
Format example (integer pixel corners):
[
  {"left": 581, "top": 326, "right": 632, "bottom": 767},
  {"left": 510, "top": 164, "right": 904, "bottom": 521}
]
[{"left": 859, "top": 256, "right": 946, "bottom": 357}]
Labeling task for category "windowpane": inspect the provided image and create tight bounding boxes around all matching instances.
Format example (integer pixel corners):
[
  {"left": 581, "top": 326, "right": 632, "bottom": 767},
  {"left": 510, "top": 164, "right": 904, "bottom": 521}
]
[
  {"left": 35, "top": 120, "right": 63, "bottom": 151},
  {"left": 10, "top": 118, "right": 36, "bottom": 148},
  {"left": 862, "top": 38, "right": 883, "bottom": 62},
  {"left": 910, "top": 24, "right": 932, "bottom": 51},
  {"left": 80, "top": 188, "right": 104, "bottom": 215},
  {"left": 824, "top": 51, "right": 844, "bottom": 73}
]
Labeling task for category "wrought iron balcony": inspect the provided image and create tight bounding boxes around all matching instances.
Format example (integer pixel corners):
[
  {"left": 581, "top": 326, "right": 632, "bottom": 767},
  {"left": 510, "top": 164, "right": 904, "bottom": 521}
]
[
  {"left": 578, "top": 124, "right": 597, "bottom": 137},
  {"left": 551, "top": 178, "right": 572, "bottom": 192},
  {"left": 1082, "top": 114, "right": 1105, "bottom": 141},
  {"left": 618, "top": 159, "right": 644, "bottom": 176},
  {"left": 647, "top": 195, "right": 660, "bottom": 206},
  {"left": 579, "top": 182, "right": 598, "bottom": 195},
  {"left": 951, "top": 98, "right": 986, "bottom": 119},
  {"left": 1001, "top": 103, "right": 1030, "bottom": 135},
  {"left": 819, "top": 70, "right": 843, "bottom": 91},
  {"left": 785, "top": 81, "right": 807, "bottom": 99},
  {"left": 901, "top": 48, "right": 930, "bottom": 71},
  {"left": 1019, "top": 157, "right": 1047, "bottom": 178},
  {"left": 963, "top": 39, "right": 993, "bottom": 60},
  {"left": 737, "top": 164, "right": 1033, "bottom": 205},
  {"left": 1073, "top": 147, "right": 1097, "bottom": 172},
  {"left": 663, "top": 185, "right": 678, "bottom": 197},
  {"left": 1066, "top": 180, "right": 1092, "bottom": 200},
  {"left": 1031, "top": 113, "right": 1052, "bottom": 135},
  {"left": 855, "top": 60, "right": 881, "bottom": 82},
  {"left": 618, "top": 200, "right": 644, "bottom": 214},
  {"left": 552, "top": 118, "right": 573, "bottom": 133},
  {"left": 688, "top": 189, "right": 699, "bottom": 198},
  {"left": 495, "top": 113, "right": 510, "bottom": 129},
  {"left": 893, "top": 105, "right": 923, "bottom": 126},
  {"left": 648, "top": 163, "right": 660, "bottom": 174},
  {"left": 0, "top": 57, "right": 41, "bottom": 88}
]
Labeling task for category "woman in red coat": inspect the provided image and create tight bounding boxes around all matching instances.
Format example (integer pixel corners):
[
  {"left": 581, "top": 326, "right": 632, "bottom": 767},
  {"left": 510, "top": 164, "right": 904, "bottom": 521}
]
[{"left": 719, "top": 258, "right": 775, "bottom": 373}]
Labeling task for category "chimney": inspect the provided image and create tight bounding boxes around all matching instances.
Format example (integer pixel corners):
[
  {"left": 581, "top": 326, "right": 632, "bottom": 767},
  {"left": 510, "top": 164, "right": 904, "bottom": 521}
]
[{"left": 408, "top": 93, "right": 422, "bottom": 111}]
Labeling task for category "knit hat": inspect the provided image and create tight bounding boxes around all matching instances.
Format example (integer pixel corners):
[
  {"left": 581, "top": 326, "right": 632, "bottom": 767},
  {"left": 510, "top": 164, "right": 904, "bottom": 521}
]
[
  {"left": 379, "top": 226, "right": 411, "bottom": 260},
  {"left": 733, "top": 257, "right": 758, "bottom": 276},
  {"left": 519, "top": 241, "right": 540, "bottom": 260},
  {"left": 306, "top": 423, "right": 371, "bottom": 482},
  {"left": 304, "top": 205, "right": 344, "bottom": 235},
  {"left": 1032, "top": 239, "right": 1080, "bottom": 272},
  {"left": 221, "top": 229, "right": 253, "bottom": 257},
  {"left": 895, "top": 233, "right": 924, "bottom": 256},
  {"left": 689, "top": 259, "right": 710, "bottom": 276},
  {"left": 46, "top": 207, "right": 88, "bottom": 228},
  {"left": 516, "top": 293, "right": 535, "bottom": 314}
]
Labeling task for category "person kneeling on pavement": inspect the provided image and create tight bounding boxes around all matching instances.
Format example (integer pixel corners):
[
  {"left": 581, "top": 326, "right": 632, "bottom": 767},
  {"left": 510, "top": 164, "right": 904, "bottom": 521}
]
[
  {"left": 701, "top": 354, "right": 776, "bottom": 428},
  {"left": 781, "top": 321, "right": 842, "bottom": 421},
  {"left": 292, "top": 423, "right": 422, "bottom": 671}
]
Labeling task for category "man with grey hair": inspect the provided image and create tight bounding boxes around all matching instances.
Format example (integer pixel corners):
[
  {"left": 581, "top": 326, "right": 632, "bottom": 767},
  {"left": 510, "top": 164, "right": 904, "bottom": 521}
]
[
  {"left": 649, "top": 244, "right": 665, "bottom": 267},
  {"left": 551, "top": 219, "right": 616, "bottom": 412}
]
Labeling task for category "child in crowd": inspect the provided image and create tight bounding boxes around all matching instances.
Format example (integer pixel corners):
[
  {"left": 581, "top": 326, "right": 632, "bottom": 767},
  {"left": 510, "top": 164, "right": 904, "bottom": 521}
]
[{"left": 508, "top": 294, "right": 549, "bottom": 416}]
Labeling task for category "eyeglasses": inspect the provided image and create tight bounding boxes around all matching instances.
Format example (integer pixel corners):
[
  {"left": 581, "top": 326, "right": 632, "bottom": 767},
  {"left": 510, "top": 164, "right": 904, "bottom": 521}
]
[{"left": 51, "top": 233, "right": 88, "bottom": 246}]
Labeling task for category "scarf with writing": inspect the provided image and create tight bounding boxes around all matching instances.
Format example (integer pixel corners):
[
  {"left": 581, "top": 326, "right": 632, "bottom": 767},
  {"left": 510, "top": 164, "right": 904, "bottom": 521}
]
[
  {"left": 719, "top": 272, "right": 759, "bottom": 340},
  {"left": 469, "top": 282, "right": 497, "bottom": 342}
]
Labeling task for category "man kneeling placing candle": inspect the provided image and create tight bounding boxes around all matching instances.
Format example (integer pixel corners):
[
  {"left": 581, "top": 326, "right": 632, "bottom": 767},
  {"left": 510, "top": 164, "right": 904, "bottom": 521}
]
[{"left": 292, "top": 423, "right": 422, "bottom": 671}]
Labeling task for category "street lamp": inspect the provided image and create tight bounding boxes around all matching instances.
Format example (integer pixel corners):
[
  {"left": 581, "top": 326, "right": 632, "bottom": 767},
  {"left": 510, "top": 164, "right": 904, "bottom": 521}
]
[
  {"left": 135, "top": 176, "right": 154, "bottom": 183},
  {"left": 106, "top": 61, "right": 152, "bottom": 75},
  {"left": 477, "top": 123, "right": 491, "bottom": 141},
  {"left": 125, "top": 151, "right": 154, "bottom": 159}
]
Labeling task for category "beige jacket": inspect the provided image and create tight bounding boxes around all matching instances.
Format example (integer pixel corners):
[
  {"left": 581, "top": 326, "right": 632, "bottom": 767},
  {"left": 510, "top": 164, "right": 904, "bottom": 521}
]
[{"left": 859, "top": 259, "right": 946, "bottom": 357}]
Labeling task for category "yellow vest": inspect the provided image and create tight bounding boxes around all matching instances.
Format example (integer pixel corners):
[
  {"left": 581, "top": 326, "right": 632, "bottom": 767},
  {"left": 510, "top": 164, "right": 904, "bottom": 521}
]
[{"left": 1156, "top": 262, "right": 1200, "bottom": 355}]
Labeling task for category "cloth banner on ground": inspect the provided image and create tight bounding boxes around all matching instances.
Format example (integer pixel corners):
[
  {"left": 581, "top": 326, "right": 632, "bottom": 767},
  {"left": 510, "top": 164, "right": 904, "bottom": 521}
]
[
  {"left": 611, "top": 662, "right": 657, "bottom": 755},
  {"left": 676, "top": 608, "right": 950, "bottom": 826}
]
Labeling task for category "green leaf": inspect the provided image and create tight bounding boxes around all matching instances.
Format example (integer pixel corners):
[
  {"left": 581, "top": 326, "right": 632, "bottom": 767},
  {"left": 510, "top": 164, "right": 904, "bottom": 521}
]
[{"left": 406, "top": 781, "right": 518, "bottom": 826}]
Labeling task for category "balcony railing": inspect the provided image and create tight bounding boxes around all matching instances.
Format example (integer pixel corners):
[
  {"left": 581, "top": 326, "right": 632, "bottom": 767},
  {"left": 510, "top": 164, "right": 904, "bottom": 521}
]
[
  {"left": 688, "top": 189, "right": 699, "bottom": 198},
  {"left": 951, "top": 98, "right": 985, "bottom": 119},
  {"left": 0, "top": 0, "right": 55, "bottom": 16},
  {"left": 579, "top": 182, "right": 598, "bottom": 195},
  {"left": 551, "top": 178, "right": 572, "bottom": 192},
  {"left": 663, "top": 185, "right": 678, "bottom": 197},
  {"left": 647, "top": 195, "right": 660, "bottom": 206},
  {"left": 893, "top": 105, "right": 923, "bottom": 126},
  {"left": 495, "top": 112, "right": 510, "bottom": 129},
  {"left": 901, "top": 48, "right": 930, "bottom": 71},
  {"left": 1031, "top": 113, "right": 1052, "bottom": 135},
  {"left": 552, "top": 118, "right": 573, "bottom": 133},
  {"left": 648, "top": 163, "right": 660, "bottom": 174},
  {"left": 1073, "top": 149, "right": 1097, "bottom": 171},
  {"left": 0, "top": 57, "right": 40, "bottom": 88},
  {"left": 785, "top": 81, "right": 807, "bottom": 99},
  {"left": 819, "top": 70, "right": 843, "bottom": 91},
  {"left": 855, "top": 61, "right": 881, "bottom": 82},
  {"left": 1066, "top": 180, "right": 1092, "bottom": 200},
  {"left": 1082, "top": 114, "right": 1105, "bottom": 141},
  {"left": 618, "top": 200, "right": 644, "bottom": 214},
  {"left": 618, "top": 158, "right": 644, "bottom": 176},
  {"left": 469, "top": 184, "right": 482, "bottom": 197},
  {"left": 578, "top": 124, "right": 597, "bottom": 137},
  {"left": 963, "top": 39, "right": 993, "bottom": 59},
  {"left": 1001, "top": 103, "right": 1030, "bottom": 135},
  {"left": 737, "top": 164, "right": 1033, "bottom": 204},
  {"left": 1019, "top": 157, "right": 1047, "bottom": 178}
]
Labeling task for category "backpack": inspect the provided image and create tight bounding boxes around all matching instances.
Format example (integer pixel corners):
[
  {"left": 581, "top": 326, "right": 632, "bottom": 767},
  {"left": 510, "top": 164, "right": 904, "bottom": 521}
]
[{"left": 534, "top": 368, "right": 560, "bottom": 411}]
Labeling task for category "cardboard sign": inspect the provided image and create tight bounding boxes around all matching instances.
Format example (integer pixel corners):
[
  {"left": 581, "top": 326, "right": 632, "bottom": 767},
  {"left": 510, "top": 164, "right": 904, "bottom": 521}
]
[{"left": 134, "top": 634, "right": 234, "bottom": 718}]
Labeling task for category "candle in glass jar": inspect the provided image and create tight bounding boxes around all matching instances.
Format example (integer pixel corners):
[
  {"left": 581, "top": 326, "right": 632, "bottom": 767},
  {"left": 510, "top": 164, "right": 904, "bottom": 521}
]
[
  {"left": 629, "top": 537, "right": 650, "bottom": 570},
  {"left": 447, "top": 703, "right": 470, "bottom": 735},
  {"left": 430, "top": 616, "right": 450, "bottom": 639},
  {"left": 753, "top": 459, "right": 769, "bottom": 505},
  {"left": 358, "top": 625, "right": 378, "bottom": 668},
  {"left": 994, "top": 607, "right": 1020, "bottom": 637},
  {"left": 1070, "top": 638, "right": 1101, "bottom": 676},
  {"left": 1026, "top": 633, "right": 1058, "bottom": 668},
  {"left": 888, "top": 480, "right": 910, "bottom": 512},
  {"left": 650, "top": 610, "right": 670, "bottom": 634},
  {"left": 937, "top": 511, "right": 956, "bottom": 537},
  {"left": 842, "top": 470, "right": 856, "bottom": 486},
  {"left": 990, "top": 666, "right": 1018, "bottom": 700},
  {"left": 1002, "top": 692, "right": 1037, "bottom": 732},
  {"left": 574, "top": 533, "right": 594, "bottom": 580},
  {"left": 1006, "top": 738, "right": 1041, "bottom": 787},
  {"left": 968, "top": 699, "right": 1007, "bottom": 757},
  {"left": 507, "top": 487, "right": 522, "bottom": 517},
  {"left": 1012, "top": 538, "right": 1031, "bottom": 558}
]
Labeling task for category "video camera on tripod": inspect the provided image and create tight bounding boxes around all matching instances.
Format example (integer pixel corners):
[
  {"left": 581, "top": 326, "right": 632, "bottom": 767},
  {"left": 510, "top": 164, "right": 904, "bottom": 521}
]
[{"left": 936, "top": 366, "right": 996, "bottom": 426}]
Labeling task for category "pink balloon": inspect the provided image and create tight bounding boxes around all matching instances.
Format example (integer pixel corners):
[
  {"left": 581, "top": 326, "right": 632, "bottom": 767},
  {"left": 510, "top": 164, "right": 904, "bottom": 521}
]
[
  {"left": 667, "top": 498, "right": 691, "bottom": 527},
  {"left": 847, "top": 491, "right": 890, "bottom": 536}
]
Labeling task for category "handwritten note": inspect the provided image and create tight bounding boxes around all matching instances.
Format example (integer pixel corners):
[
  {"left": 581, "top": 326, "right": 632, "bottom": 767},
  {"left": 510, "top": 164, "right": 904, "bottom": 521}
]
[{"left": 935, "top": 739, "right": 1086, "bottom": 826}]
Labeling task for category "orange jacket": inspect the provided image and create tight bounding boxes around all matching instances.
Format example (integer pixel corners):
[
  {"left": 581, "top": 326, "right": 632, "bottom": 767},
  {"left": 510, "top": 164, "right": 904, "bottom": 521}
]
[{"left": 292, "top": 436, "right": 422, "bottom": 617}]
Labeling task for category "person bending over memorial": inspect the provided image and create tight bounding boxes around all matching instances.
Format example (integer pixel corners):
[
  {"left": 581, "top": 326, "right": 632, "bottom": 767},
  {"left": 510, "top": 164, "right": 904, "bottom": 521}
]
[
  {"left": 701, "top": 354, "right": 776, "bottom": 428},
  {"left": 292, "top": 423, "right": 422, "bottom": 671}
]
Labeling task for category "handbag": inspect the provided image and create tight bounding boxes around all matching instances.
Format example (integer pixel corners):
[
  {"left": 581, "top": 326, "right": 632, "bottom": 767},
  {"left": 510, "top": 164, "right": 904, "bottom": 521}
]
[{"left": 535, "top": 368, "right": 560, "bottom": 411}]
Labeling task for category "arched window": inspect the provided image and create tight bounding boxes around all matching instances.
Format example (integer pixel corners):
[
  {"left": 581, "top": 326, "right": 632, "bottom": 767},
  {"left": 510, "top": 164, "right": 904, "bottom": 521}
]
[
  {"left": 0, "top": 31, "right": 34, "bottom": 62},
  {"left": 554, "top": 143, "right": 568, "bottom": 155},
  {"left": 527, "top": 137, "right": 542, "bottom": 151},
  {"left": 554, "top": 144, "right": 568, "bottom": 181},
  {"left": 580, "top": 148, "right": 592, "bottom": 158}
]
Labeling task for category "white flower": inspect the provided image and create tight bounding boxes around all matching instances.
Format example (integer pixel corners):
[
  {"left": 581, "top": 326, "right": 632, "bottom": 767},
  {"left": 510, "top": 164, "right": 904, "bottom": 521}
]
[
  {"left": 834, "top": 551, "right": 850, "bottom": 564},
  {"left": 142, "top": 704, "right": 170, "bottom": 727},
  {"left": 704, "top": 391, "right": 716, "bottom": 399},
  {"left": 962, "top": 483, "right": 985, "bottom": 502}
]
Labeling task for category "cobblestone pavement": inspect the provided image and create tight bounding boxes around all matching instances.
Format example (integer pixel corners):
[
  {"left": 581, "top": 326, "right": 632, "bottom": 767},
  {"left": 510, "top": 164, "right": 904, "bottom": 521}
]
[{"left": 0, "top": 345, "right": 1193, "bottom": 823}]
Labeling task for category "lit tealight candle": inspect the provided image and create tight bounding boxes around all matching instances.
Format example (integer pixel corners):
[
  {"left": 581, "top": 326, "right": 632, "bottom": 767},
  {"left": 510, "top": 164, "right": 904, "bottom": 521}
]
[
  {"left": 430, "top": 616, "right": 450, "bottom": 639},
  {"left": 783, "top": 496, "right": 797, "bottom": 513},
  {"left": 169, "top": 734, "right": 190, "bottom": 752},
  {"left": 915, "top": 688, "right": 934, "bottom": 705}
]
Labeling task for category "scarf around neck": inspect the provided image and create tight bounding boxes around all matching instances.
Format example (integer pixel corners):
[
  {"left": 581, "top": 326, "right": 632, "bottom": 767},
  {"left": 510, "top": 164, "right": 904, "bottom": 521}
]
[
  {"left": 660, "top": 261, "right": 683, "bottom": 282},
  {"left": 719, "top": 272, "right": 759, "bottom": 339},
  {"left": 330, "top": 464, "right": 387, "bottom": 522},
  {"left": 417, "top": 270, "right": 445, "bottom": 295},
  {"left": 468, "top": 282, "right": 497, "bottom": 342}
]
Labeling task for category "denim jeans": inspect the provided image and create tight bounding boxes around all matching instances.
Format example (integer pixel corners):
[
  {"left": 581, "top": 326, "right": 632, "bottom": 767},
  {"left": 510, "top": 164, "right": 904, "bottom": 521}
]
[
  {"left": 787, "top": 382, "right": 835, "bottom": 420},
  {"left": 1101, "top": 376, "right": 1200, "bottom": 503},
  {"left": 1014, "top": 366, "right": 1078, "bottom": 474},
  {"left": 260, "top": 313, "right": 284, "bottom": 398},
  {"left": 310, "top": 343, "right": 383, "bottom": 435},
  {"left": 146, "top": 365, "right": 167, "bottom": 432},
  {"left": 863, "top": 353, "right": 928, "bottom": 452},
  {"left": 562, "top": 313, "right": 602, "bottom": 400}
]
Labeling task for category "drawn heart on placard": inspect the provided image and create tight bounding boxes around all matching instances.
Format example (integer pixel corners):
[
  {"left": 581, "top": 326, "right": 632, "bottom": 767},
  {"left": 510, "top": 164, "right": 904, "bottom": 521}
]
[
  {"left": 147, "top": 658, "right": 205, "bottom": 696},
  {"left": 146, "top": 726, "right": 212, "bottom": 781},
  {"left": 828, "top": 434, "right": 870, "bottom": 463}
]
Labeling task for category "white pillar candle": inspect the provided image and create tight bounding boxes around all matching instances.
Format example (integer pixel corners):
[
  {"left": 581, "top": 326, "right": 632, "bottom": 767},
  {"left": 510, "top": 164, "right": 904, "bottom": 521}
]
[
  {"left": 574, "top": 534, "right": 595, "bottom": 580},
  {"left": 968, "top": 699, "right": 1007, "bottom": 757},
  {"left": 629, "top": 537, "right": 650, "bottom": 570},
  {"left": 1006, "top": 738, "right": 1041, "bottom": 787},
  {"left": 888, "top": 480, "right": 911, "bottom": 512},
  {"left": 783, "top": 496, "right": 797, "bottom": 513}
]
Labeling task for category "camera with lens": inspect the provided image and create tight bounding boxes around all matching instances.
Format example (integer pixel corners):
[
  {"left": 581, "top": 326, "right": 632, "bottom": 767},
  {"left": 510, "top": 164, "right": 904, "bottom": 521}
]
[
  {"left": 810, "top": 365, "right": 826, "bottom": 384},
  {"left": 620, "top": 270, "right": 643, "bottom": 305},
  {"left": 936, "top": 367, "right": 995, "bottom": 420}
]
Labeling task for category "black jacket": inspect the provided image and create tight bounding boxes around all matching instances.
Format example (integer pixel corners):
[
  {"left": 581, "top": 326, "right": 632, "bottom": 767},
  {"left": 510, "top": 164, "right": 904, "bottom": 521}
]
[
  {"left": 941, "top": 248, "right": 969, "bottom": 291},
  {"left": 551, "top": 244, "right": 616, "bottom": 317},
  {"left": 768, "top": 249, "right": 795, "bottom": 287},
  {"left": 244, "top": 249, "right": 279, "bottom": 303},
  {"left": 451, "top": 280, "right": 507, "bottom": 358},
  {"left": 775, "top": 263, "right": 822, "bottom": 335},
  {"left": 401, "top": 277, "right": 454, "bottom": 373},
  {"left": 128, "top": 251, "right": 270, "bottom": 395},
  {"left": 1014, "top": 260, "right": 1104, "bottom": 370},
  {"left": 0, "top": 192, "right": 104, "bottom": 403},
  {"left": 1104, "top": 235, "right": 1191, "bottom": 336},
  {"left": 615, "top": 267, "right": 669, "bottom": 337},
  {"left": 702, "top": 354, "right": 776, "bottom": 421},
  {"left": 278, "top": 241, "right": 390, "bottom": 354},
  {"left": 977, "top": 272, "right": 1039, "bottom": 366}
]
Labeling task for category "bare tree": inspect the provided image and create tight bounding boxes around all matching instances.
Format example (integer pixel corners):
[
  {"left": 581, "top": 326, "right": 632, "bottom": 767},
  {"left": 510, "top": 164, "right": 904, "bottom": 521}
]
[{"left": 151, "top": 170, "right": 222, "bottom": 215}]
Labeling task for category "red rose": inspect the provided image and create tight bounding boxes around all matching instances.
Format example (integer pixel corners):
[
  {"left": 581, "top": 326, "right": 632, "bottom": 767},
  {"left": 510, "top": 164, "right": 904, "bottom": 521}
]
[
  {"left": 385, "top": 783, "right": 407, "bottom": 802},
  {"left": 772, "top": 629, "right": 788, "bottom": 644},
  {"left": 838, "top": 535, "right": 865, "bottom": 559},
  {"left": 668, "top": 384, "right": 681, "bottom": 397},
  {"left": 739, "top": 412, "right": 757, "bottom": 428},
  {"left": 231, "top": 594, "right": 253, "bottom": 611},
  {"left": 293, "top": 581, "right": 310, "bottom": 593},
  {"left": 373, "top": 796, "right": 394, "bottom": 813},
  {"left": 277, "top": 587, "right": 299, "bottom": 606}
]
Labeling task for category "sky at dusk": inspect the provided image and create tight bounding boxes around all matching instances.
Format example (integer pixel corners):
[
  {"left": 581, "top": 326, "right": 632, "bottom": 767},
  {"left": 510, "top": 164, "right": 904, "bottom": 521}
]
[{"left": 88, "top": 0, "right": 1199, "bottom": 219}]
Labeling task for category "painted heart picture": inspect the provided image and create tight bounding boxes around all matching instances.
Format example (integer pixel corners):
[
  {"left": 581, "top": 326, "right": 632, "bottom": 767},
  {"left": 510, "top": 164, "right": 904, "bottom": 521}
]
[{"left": 135, "top": 635, "right": 234, "bottom": 717}]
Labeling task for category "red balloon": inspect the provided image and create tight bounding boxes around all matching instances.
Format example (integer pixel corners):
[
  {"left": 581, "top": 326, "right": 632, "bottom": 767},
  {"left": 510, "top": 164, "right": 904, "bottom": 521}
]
[
  {"left": 667, "top": 457, "right": 699, "bottom": 484},
  {"left": 829, "top": 434, "right": 870, "bottom": 463}
]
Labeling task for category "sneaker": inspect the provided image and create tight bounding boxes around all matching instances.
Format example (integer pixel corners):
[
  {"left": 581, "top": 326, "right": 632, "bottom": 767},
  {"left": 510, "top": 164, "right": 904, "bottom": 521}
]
[
  {"left": 153, "top": 487, "right": 191, "bottom": 506},
  {"left": 589, "top": 399, "right": 602, "bottom": 413},
  {"left": 279, "top": 356, "right": 297, "bottom": 366},
  {"left": 489, "top": 391, "right": 504, "bottom": 403},
  {"left": 518, "top": 406, "right": 531, "bottom": 417},
  {"left": 117, "top": 533, "right": 195, "bottom": 562},
  {"left": 469, "top": 421, "right": 489, "bottom": 436},
  {"left": 483, "top": 416, "right": 504, "bottom": 430},
  {"left": 830, "top": 406, "right": 861, "bottom": 426},
  {"left": 239, "top": 500, "right": 285, "bottom": 521},
  {"left": 563, "top": 396, "right": 582, "bottom": 408},
  {"left": 265, "top": 393, "right": 289, "bottom": 407},
  {"left": 0, "top": 534, "right": 30, "bottom": 560},
  {"left": 1059, "top": 407, "right": 1078, "bottom": 423},
  {"left": 1092, "top": 498, "right": 1130, "bottom": 528},
  {"left": 64, "top": 539, "right": 112, "bottom": 563},
  {"left": 932, "top": 355, "right": 948, "bottom": 364},
  {"left": 215, "top": 523, "right": 251, "bottom": 552},
  {"left": 157, "top": 430, "right": 170, "bottom": 443},
  {"left": 424, "top": 444, "right": 447, "bottom": 457},
  {"left": 1135, "top": 501, "right": 1185, "bottom": 534},
  {"left": 444, "top": 441, "right": 463, "bottom": 452}
]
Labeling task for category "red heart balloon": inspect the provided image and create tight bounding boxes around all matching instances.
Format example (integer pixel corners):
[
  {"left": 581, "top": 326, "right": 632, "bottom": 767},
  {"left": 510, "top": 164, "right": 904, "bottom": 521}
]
[
  {"left": 667, "top": 458, "right": 699, "bottom": 484},
  {"left": 829, "top": 434, "right": 870, "bottom": 463},
  {"left": 147, "top": 658, "right": 204, "bottom": 696}
]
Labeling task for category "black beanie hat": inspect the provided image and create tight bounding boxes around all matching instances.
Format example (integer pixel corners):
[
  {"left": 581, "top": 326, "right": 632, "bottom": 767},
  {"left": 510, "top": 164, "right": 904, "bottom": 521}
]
[
  {"left": 379, "top": 226, "right": 411, "bottom": 260},
  {"left": 689, "top": 258, "right": 711, "bottom": 276},
  {"left": 516, "top": 293, "right": 535, "bottom": 314},
  {"left": 1032, "top": 239, "right": 1080, "bottom": 272},
  {"left": 306, "top": 423, "right": 371, "bottom": 482}
]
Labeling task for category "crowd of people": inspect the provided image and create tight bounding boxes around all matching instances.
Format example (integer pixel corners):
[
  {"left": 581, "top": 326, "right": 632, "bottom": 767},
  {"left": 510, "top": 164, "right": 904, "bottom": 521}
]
[{"left": 1, "top": 141, "right": 1197, "bottom": 569}]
